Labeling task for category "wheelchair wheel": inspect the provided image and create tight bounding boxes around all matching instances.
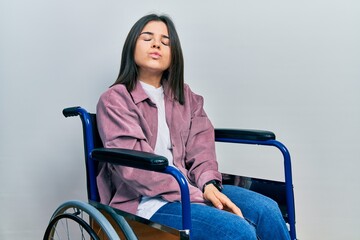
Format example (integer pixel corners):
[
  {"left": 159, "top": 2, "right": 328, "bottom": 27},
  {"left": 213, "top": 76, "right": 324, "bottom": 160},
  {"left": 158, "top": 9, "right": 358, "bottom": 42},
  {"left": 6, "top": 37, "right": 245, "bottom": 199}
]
[{"left": 43, "top": 200, "right": 120, "bottom": 240}]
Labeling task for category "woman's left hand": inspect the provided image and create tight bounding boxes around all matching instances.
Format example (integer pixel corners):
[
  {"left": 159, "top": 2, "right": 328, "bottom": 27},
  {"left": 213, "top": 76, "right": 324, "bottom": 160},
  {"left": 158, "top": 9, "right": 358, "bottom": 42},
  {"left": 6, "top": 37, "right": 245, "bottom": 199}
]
[{"left": 203, "top": 184, "right": 244, "bottom": 218}]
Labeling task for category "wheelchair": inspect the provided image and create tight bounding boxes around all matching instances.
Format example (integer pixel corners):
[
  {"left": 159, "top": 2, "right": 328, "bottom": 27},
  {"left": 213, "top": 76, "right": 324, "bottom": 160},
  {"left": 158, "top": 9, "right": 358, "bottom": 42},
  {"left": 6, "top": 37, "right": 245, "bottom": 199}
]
[{"left": 44, "top": 106, "right": 297, "bottom": 240}]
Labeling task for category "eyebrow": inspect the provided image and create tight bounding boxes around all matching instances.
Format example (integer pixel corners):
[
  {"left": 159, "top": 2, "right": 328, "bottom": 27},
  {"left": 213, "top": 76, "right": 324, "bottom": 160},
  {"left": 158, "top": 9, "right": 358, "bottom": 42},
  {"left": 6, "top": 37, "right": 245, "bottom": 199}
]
[{"left": 140, "top": 31, "right": 169, "bottom": 39}]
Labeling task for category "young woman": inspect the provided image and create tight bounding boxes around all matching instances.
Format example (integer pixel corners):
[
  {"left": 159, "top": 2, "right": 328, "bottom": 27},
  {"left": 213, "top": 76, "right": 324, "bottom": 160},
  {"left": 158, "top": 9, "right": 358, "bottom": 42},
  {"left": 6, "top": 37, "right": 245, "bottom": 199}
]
[{"left": 96, "top": 14, "right": 290, "bottom": 240}]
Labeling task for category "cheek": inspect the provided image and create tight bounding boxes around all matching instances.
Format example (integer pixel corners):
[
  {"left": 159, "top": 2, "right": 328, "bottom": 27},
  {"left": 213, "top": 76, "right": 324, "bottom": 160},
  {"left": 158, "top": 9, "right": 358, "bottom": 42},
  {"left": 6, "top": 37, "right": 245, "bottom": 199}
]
[
  {"left": 164, "top": 49, "right": 171, "bottom": 65},
  {"left": 134, "top": 45, "right": 145, "bottom": 64}
]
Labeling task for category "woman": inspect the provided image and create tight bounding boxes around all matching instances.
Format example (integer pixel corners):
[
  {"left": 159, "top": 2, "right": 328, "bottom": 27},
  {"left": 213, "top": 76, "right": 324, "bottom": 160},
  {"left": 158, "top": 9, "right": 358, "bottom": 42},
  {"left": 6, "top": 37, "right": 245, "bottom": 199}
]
[{"left": 96, "top": 14, "right": 290, "bottom": 239}]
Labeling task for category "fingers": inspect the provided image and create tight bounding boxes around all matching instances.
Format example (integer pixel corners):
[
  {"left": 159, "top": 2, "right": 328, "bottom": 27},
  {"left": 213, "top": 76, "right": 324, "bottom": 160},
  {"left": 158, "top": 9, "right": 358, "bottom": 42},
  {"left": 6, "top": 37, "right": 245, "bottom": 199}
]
[
  {"left": 221, "top": 197, "right": 244, "bottom": 218},
  {"left": 203, "top": 185, "right": 244, "bottom": 218},
  {"left": 214, "top": 191, "right": 244, "bottom": 218}
]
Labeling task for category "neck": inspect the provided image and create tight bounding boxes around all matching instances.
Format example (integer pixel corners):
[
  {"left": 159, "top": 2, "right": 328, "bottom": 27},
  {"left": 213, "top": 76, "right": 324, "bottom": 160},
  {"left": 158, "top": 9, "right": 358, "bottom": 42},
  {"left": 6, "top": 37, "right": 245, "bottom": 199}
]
[{"left": 138, "top": 72, "right": 162, "bottom": 88}]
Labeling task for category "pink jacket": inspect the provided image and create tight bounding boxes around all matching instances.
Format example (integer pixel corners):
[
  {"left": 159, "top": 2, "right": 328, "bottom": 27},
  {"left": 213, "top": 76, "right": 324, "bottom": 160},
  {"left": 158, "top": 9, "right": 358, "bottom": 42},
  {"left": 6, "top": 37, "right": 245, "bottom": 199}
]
[{"left": 96, "top": 81, "right": 222, "bottom": 214}]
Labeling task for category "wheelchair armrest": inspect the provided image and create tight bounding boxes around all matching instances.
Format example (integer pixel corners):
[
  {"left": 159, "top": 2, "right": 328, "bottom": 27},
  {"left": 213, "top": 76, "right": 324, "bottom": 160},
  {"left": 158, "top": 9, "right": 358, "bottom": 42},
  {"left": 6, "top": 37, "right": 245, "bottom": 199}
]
[
  {"left": 63, "top": 106, "right": 82, "bottom": 117},
  {"left": 92, "top": 148, "right": 192, "bottom": 232},
  {"left": 91, "top": 148, "right": 168, "bottom": 171},
  {"left": 215, "top": 129, "right": 276, "bottom": 141}
]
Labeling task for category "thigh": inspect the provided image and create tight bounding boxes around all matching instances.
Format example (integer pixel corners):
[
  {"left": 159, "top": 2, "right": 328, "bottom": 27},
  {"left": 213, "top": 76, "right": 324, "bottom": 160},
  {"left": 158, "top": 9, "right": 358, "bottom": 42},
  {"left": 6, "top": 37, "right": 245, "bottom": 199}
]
[
  {"left": 222, "top": 185, "right": 279, "bottom": 213},
  {"left": 150, "top": 202, "right": 257, "bottom": 240},
  {"left": 222, "top": 185, "right": 290, "bottom": 240}
]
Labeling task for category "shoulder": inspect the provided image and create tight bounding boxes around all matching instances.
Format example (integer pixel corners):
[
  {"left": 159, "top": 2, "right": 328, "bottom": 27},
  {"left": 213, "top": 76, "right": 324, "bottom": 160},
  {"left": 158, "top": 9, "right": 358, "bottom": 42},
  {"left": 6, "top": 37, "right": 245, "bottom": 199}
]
[
  {"left": 100, "top": 84, "right": 129, "bottom": 99},
  {"left": 100, "top": 84, "right": 130, "bottom": 100},
  {"left": 183, "top": 83, "right": 204, "bottom": 106},
  {"left": 98, "top": 84, "right": 134, "bottom": 109}
]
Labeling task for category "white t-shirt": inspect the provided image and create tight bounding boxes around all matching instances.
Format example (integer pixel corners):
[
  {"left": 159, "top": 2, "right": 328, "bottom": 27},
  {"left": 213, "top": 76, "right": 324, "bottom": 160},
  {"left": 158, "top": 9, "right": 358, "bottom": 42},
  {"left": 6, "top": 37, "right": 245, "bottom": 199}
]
[{"left": 136, "top": 81, "right": 173, "bottom": 219}]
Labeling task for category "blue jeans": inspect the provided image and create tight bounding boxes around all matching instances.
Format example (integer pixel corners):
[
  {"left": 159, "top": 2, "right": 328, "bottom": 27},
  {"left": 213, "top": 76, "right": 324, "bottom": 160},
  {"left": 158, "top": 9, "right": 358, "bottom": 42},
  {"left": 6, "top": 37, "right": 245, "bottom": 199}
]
[{"left": 150, "top": 185, "right": 290, "bottom": 240}]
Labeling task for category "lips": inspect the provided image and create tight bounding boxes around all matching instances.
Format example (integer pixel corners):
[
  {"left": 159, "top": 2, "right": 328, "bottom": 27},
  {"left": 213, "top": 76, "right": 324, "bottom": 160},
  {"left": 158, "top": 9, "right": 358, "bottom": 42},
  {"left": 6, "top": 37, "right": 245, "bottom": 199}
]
[{"left": 149, "top": 52, "right": 161, "bottom": 59}]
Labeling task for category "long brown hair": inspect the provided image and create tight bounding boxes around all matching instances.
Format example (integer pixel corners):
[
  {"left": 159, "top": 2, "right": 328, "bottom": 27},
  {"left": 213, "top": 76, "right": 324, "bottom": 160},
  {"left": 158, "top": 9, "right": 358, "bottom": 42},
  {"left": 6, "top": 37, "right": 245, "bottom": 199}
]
[{"left": 113, "top": 14, "right": 185, "bottom": 104}]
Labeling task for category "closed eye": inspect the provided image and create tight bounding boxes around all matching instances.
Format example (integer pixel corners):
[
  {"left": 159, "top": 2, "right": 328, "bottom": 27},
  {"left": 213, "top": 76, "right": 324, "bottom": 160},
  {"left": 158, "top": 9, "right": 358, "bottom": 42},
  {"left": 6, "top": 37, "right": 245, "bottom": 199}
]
[
  {"left": 139, "top": 32, "right": 170, "bottom": 46},
  {"left": 140, "top": 32, "right": 153, "bottom": 42},
  {"left": 161, "top": 37, "right": 170, "bottom": 46}
]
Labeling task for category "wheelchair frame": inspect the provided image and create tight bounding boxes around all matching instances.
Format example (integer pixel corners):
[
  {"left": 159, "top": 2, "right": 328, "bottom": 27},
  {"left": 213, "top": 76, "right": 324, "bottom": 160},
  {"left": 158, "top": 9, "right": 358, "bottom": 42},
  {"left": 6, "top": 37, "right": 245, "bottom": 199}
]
[{"left": 53, "top": 106, "right": 297, "bottom": 240}]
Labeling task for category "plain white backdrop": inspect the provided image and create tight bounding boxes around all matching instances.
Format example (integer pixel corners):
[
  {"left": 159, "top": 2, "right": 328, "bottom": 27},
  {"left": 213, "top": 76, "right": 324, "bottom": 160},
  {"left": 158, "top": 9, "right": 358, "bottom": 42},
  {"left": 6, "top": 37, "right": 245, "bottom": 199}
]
[{"left": 1, "top": 0, "right": 359, "bottom": 239}]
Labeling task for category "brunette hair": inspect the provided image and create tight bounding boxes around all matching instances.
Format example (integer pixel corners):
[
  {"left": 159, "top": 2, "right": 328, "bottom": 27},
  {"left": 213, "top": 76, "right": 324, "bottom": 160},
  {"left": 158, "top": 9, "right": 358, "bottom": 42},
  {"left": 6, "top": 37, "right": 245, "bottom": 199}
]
[{"left": 113, "top": 14, "right": 185, "bottom": 104}]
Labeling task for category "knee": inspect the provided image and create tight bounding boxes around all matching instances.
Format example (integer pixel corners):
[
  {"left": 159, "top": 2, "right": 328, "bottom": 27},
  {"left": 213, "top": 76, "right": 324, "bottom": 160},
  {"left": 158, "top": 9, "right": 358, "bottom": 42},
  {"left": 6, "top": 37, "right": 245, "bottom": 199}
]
[
  {"left": 213, "top": 219, "right": 258, "bottom": 240},
  {"left": 230, "top": 221, "right": 258, "bottom": 240},
  {"left": 259, "top": 196, "right": 283, "bottom": 219},
  {"left": 192, "top": 213, "right": 257, "bottom": 240}
]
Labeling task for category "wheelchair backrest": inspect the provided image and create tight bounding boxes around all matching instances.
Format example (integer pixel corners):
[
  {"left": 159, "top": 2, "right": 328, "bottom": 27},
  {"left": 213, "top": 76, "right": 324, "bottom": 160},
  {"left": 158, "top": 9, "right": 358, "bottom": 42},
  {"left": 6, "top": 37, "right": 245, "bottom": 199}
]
[
  {"left": 65, "top": 107, "right": 103, "bottom": 202},
  {"left": 83, "top": 113, "right": 102, "bottom": 202}
]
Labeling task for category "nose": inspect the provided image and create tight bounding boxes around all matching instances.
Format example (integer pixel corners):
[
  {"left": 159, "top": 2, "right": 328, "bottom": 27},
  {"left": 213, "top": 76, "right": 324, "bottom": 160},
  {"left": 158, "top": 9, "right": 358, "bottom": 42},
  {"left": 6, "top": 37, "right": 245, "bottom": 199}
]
[
  {"left": 152, "top": 43, "right": 160, "bottom": 49},
  {"left": 151, "top": 39, "right": 161, "bottom": 49}
]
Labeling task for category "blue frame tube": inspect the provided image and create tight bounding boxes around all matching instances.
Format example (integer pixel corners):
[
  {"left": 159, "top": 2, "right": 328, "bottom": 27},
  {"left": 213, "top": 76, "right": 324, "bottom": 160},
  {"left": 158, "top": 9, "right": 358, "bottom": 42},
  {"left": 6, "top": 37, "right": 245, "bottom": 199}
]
[
  {"left": 164, "top": 166, "right": 192, "bottom": 234},
  {"left": 215, "top": 137, "right": 297, "bottom": 240},
  {"left": 73, "top": 107, "right": 100, "bottom": 202}
]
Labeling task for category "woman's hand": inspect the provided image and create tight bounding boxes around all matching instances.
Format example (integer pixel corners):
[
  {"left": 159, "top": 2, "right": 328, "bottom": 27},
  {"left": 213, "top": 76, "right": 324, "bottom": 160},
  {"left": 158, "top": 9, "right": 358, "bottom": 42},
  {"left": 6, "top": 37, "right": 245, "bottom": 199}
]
[{"left": 203, "top": 184, "right": 244, "bottom": 218}]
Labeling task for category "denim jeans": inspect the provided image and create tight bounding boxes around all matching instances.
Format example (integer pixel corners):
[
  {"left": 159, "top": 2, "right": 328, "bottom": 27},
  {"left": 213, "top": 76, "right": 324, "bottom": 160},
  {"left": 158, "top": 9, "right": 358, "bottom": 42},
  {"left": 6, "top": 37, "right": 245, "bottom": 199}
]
[{"left": 150, "top": 185, "right": 290, "bottom": 240}]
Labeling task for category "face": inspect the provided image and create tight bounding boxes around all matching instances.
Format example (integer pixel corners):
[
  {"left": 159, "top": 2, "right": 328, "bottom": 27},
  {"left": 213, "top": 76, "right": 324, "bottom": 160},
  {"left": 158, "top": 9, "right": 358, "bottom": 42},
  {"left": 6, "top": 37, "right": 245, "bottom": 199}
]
[{"left": 134, "top": 21, "right": 171, "bottom": 79}]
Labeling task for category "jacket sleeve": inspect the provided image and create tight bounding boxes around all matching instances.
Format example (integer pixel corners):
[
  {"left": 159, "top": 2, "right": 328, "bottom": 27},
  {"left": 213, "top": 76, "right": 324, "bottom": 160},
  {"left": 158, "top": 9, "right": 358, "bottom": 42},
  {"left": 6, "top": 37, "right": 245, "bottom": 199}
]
[
  {"left": 96, "top": 86, "right": 203, "bottom": 202},
  {"left": 184, "top": 87, "right": 223, "bottom": 190}
]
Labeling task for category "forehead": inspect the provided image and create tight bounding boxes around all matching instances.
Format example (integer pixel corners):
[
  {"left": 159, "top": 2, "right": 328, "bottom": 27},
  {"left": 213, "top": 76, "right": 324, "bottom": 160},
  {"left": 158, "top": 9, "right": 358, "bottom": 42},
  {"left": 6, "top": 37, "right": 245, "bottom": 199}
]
[{"left": 141, "top": 21, "right": 169, "bottom": 35}]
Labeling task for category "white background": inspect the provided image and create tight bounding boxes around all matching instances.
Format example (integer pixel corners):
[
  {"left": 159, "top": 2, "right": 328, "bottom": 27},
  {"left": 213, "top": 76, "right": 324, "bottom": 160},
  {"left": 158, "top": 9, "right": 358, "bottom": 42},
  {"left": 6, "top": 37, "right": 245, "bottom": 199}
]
[{"left": 1, "top": 0, "right": 359, "bottom": 239}]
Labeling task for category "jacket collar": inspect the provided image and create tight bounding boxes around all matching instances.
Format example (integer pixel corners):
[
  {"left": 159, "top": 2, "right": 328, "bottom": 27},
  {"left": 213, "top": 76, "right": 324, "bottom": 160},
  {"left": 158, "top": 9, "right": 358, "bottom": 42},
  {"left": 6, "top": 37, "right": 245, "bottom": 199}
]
[{"left": 130, "top": 80, "right": 150, "bottom": 104}]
